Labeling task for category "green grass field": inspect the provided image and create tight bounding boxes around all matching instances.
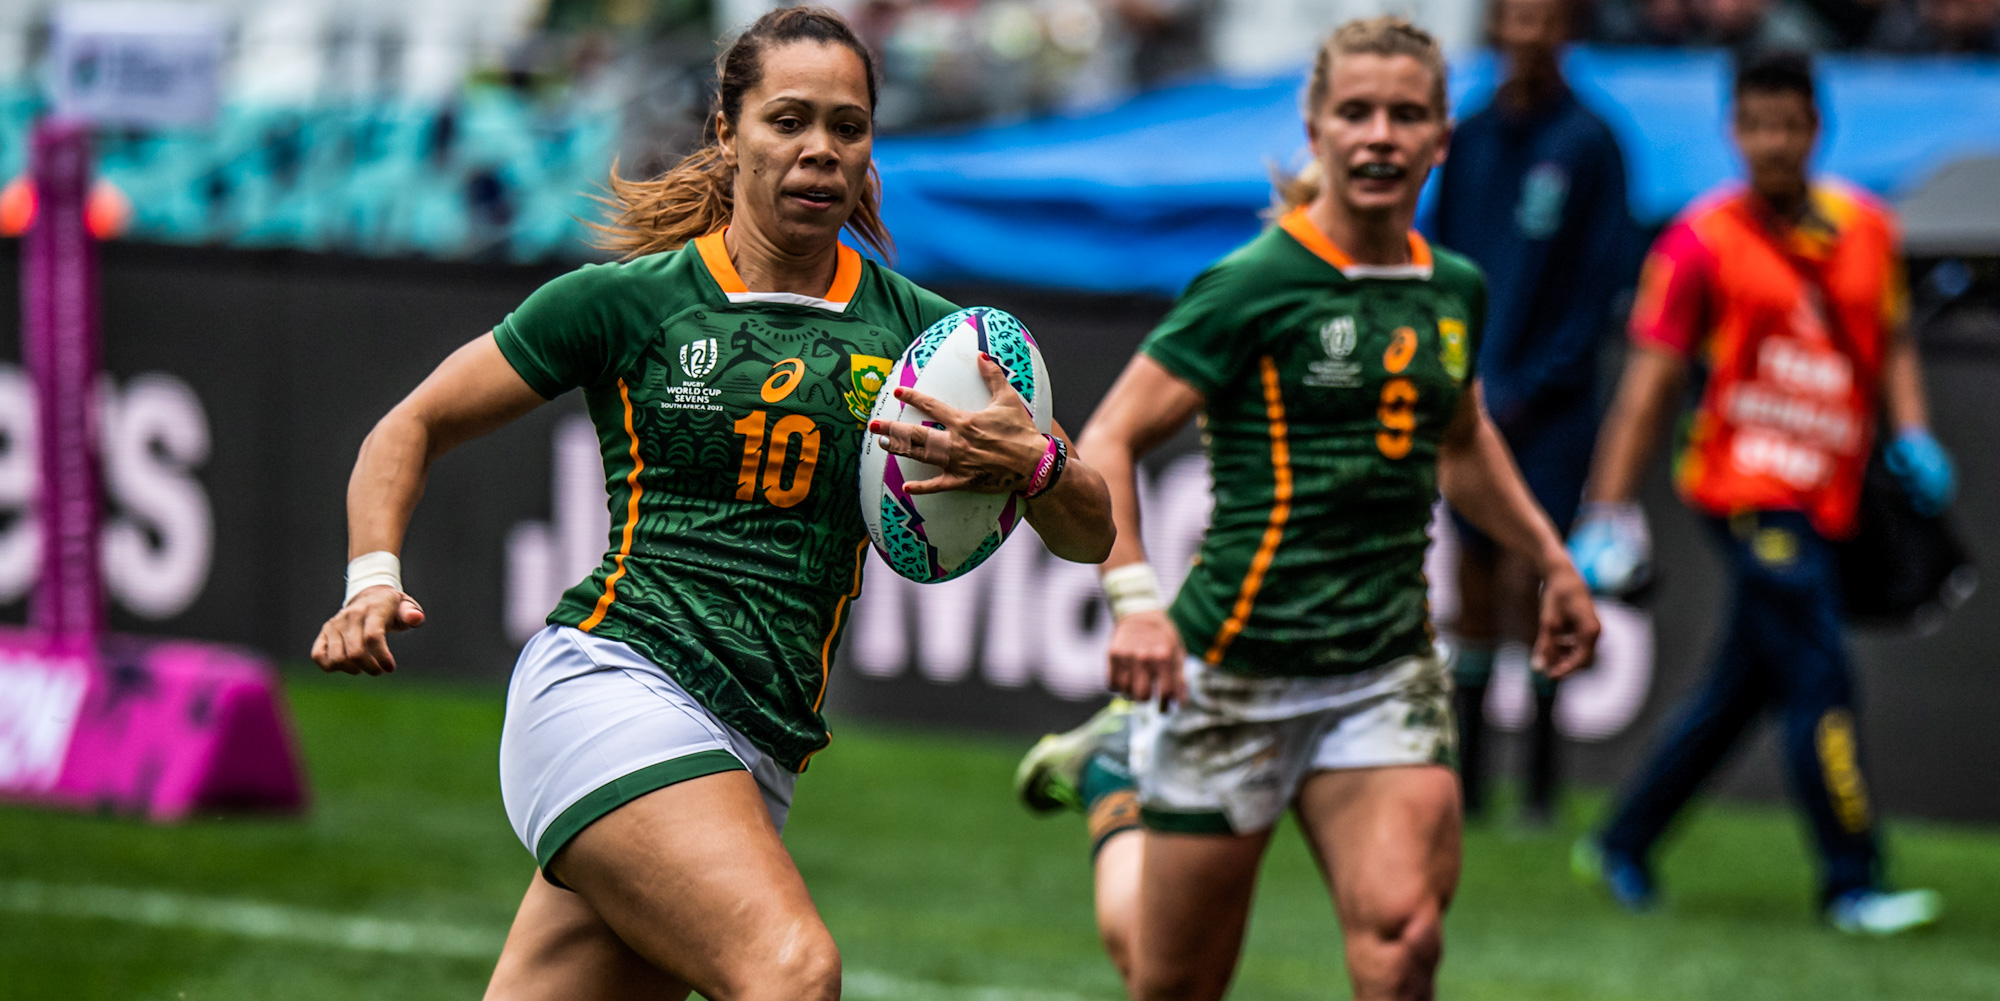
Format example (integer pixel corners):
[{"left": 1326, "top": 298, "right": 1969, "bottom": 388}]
[{"left": 3, "top": 674, "right": 1998, "bottom": 1001}]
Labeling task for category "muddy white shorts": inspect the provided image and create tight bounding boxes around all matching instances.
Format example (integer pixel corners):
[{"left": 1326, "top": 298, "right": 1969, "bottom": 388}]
[
  {"left": 500, "top": 625, "right": 796, "bottom": 879},
  {"left": 1131, "top": 647, "right": 1457, "bottom": 835}
]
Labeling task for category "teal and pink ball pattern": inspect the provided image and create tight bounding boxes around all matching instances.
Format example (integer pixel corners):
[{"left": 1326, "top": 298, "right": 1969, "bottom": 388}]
[{"left": 871, "top": 307, "right": 1042, "bottom": 583}]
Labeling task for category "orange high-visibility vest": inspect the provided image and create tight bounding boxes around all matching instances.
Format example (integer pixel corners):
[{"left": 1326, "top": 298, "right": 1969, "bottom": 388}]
[{"left": 1629, "top": 182, "right": 1905, "bottom": 538}]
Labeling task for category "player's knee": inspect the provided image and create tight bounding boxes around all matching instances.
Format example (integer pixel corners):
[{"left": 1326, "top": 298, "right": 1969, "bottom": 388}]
[
  {"left": 723, "top": 925, "right": 840, "bottom": 1001},
  {"left": 1097, "top": 923, "right": 1136, "bottom": 985},
  {"left": 772, "top": 934, "right": 842, "bottom": 1001},
  {"left": 1132, "top": 964, "right": 1225, "bottom": 1001},
  {"left": 1347, "top": 895, "right": 1444, "bottom": 1000}
]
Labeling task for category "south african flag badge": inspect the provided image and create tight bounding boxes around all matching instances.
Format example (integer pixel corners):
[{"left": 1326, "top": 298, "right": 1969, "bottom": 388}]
[{"left": 847, "top": 354, "right": 893, "bottom": 423}]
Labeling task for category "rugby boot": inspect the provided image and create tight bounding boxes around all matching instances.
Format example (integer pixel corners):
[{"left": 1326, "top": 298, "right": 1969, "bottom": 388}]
[
  {"left": 1572, "top": 836, "right": 1657, "bottom": 912},
  {"left": 1827, "top": 889, "right": 1942, "bottom": 936},
  {"left": 1013, "top": 698, "right": 1133, "bottom": 814}
]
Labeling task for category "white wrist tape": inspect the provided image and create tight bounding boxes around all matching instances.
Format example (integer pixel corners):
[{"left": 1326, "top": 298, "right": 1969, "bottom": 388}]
[
  {"left": 1101, "top": 562, "right": 1164, "bottom": 620},
  {"left": 344, "top": 551, "right": 403, "bottom": 605}
]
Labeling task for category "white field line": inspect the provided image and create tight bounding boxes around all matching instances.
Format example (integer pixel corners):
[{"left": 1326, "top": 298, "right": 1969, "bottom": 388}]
[{"left": 0, "top": 880, "right": 1111, "bottom": 1001}]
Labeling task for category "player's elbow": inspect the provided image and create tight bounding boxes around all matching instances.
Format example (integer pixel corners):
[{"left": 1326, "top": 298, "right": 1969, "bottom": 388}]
[
  {"left": 360, "top": 404, "right": 436, "bottom": 466},
  {"left": 1036, "top": 483, "right": 1116, "bottom": 564},
  {"left": 1043, "top": 521, "right": 1116, "bottom": 565}
]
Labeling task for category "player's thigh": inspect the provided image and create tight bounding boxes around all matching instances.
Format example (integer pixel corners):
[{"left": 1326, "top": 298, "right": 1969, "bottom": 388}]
[
  {"left": 1093, "top": 828, "right": 1143, "bottom": 949},
  {"left": 1132, "top": 828, "right": 1273, "bottom": 1001},
  {"left": 1295, "top": 764, "right": 1462, "bottom": 938},
  {"left": 556, "top": 770, "right": 837, "bottom": 1001},
  {"left": 486, "top": 872, "right": 692, "bottom": 1001}
]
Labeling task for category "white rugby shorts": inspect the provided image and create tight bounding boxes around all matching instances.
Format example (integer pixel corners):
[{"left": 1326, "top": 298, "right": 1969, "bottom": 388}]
[
  {"left": 500, "top": 626, "right": 796, "bottom": 881},
  {"left": 1131, "top": 647, "right": 1457, "bottom": 835}
]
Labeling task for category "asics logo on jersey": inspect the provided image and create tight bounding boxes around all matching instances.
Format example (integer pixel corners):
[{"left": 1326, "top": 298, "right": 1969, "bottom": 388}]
[
  {"left": 679, "top": 338, "right": 721, "bottom": 380},
  {"left": 1320, "top": 316, "right": 1358, "bottom": 359}
]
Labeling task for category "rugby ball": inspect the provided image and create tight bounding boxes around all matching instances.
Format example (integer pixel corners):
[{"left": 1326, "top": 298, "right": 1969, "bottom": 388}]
[{"left": 859, "top": 307, "right": 1052, "bottom": 583}]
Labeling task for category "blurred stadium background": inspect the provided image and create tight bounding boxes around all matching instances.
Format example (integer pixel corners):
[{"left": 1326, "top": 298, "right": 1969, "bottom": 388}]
[{"left": 1, "top": 0, "right": 1999, "bottom": 997}]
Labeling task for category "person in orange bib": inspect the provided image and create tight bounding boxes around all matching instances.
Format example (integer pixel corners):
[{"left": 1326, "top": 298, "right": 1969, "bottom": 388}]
[{"left": 1566, "top": 51, "right": 1952, "bottom": 935}]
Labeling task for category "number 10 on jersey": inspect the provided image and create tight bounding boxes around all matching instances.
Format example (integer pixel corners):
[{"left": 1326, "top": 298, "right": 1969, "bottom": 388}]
[{"left": 734, "top": 410, "right": 820, "bottom": 508}]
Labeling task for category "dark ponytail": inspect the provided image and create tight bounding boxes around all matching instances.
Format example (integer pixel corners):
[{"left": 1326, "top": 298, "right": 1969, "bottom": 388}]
[{"left": 589, "top": 6, "right": 892, "bottom": 260}]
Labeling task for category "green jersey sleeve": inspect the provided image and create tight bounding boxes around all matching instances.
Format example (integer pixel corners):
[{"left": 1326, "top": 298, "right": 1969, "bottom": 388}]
[
  {"left": 492, "top": 262, "right": 642, "bottom": 399},
  {"left": 1441, "top": 252, "right": 1488, "bottom": 385},
  {"left": 866, "top": 262, "right": 962, "bottom": 337},
  {"left": 1139, "top": 261, "right": 1258, "bottom": 397}
]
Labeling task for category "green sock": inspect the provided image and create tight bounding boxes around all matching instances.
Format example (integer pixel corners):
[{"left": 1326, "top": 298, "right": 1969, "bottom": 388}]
[
  {"left": 1080, "top": 753, "right": 1134, "bottom": 812},
  {"left": 1454, "top": 643, "right": 1496, "bottom": 687},
  {"left": 1081, "top": 753, "right": 1139, "bottom": 857}
]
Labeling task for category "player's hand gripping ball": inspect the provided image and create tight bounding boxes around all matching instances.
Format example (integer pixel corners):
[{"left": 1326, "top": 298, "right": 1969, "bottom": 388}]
[{"left": 859, "top": 307, "right": 1052, "bottom": 583}]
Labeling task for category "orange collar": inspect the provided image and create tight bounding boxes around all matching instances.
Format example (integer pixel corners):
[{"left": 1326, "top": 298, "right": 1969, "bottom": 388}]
[
  {"left": 693, "top": 228, "right": 862, "bottom": 306},
  {"left": 1278, "top": 206, "right": 1433, "bottom": 279}
]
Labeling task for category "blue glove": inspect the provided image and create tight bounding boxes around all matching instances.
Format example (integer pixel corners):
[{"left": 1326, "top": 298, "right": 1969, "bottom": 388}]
[
  {"left": 1567, "top": 501, "right": 1652, "bottom": 598},
  {"left": 1884, "top": 429, "right": 1955, "bottom": 517}
]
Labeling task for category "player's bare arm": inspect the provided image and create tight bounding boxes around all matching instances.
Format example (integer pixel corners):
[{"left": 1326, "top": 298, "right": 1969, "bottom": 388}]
[
  {"left": 1074, "top": 354, "right": 1204, "bottom": 703},
  {"left": 311, "top": 333, "right": 544, "bottom": 676},
  {"left": 1582, "top": 343, "right": 1687, "bottom": 505},
  {"left": 1436, "top": 381, "right": 1598, "bottom": 678},
  {"left": 871, "top": 351, "right": 1115, "bottom": 563}
]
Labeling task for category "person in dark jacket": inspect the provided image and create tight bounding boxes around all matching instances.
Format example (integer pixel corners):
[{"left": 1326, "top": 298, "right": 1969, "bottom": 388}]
[{"left": 1428, "top": 0, "right": 1637, "bottom": 826}]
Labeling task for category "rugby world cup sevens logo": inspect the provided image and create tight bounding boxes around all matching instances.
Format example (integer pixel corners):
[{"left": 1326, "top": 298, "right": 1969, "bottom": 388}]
[
  {"left": 679, "top": 337, "right": 720, "bottom": 380},
  {"left": 846, "top": 354, "right": 892, "bottom": 423},
  {"left": 1320, "top": 316, "right": 1357, "bottom": 359}
]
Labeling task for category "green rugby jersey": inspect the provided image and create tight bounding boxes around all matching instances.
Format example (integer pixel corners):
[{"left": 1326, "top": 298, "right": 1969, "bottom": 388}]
[
  {"left": 493, "top": 232, "right": 958, "bottom": 770},
  {"left": 1142, "top": 207, "right": 1486, "bottom": 678}
]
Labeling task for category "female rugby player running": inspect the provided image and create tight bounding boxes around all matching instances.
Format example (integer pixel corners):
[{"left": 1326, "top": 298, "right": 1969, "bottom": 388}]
[
  {"left": 1016, "top": 19, "right": 1597, "bottom": 1001},
  {"left": 311, "top": 9, "right": 1112, "bottom": 999}
]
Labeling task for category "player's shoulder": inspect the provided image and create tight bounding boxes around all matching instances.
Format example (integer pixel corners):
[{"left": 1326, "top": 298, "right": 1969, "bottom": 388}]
[
  {"left": 1190, "top": 224, "right": 1312, "bottom": 292},
  {"left": 854, "top": 257, "right": 962, "bottom": 335},
  {"left": 531, "top": 245, "right": 706, "bottom": 313},
  {"left": 1426, "top": 243, "right": 1486, "bottom": 297}
]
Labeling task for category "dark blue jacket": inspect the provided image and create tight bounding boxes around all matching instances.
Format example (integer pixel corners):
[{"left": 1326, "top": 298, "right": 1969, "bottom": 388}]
[{"left": 1427, "top": 84, "right": 1637, "bottom": 427}]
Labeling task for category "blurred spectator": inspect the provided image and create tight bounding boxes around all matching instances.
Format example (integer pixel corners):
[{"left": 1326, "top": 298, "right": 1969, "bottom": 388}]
[
  {"left": 1597, "top": 0, "right": 1701, "bottom": 45},
  {"left": 1107, "top": 0, "right": 1214, "bottom": 88},
  {"left": 1597, "top": 0, "right": 1837, "bottom": 46},
  {"left": 1801, "top": 0, "right": 1891, "bottom": 47},
  {"left": 1695, "top": 0, "right": 1836, "bottom": 49},
  {"left": 1430, "top": 0, "right": 1637, "bottom": 827},
  {"left": 1871, "top": 0, "right": 2000, "bottom": 51}
]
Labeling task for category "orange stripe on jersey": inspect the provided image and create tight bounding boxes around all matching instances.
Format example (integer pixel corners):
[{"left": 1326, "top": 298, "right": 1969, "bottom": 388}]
[
  {"left": 579, "top": 379, "right": 645, "bottom": 632},
  {"left": 1204, "top": 356, "right": 1292, "bottom": 665},
  {"left": 693, "top": 229, "right": 748, "bottom": 294},
  {"left": 826, "top": 243, "right": 862, "bottom": 304},
  {"left": 814, "top": 540, "right": 868, "bottom": 712},
  {"left": 1408, "top": 229, "right": 1434, "bottom": 270},
  {"left": 1278, "top": 206, "right": 1430, "bottom": 275},
  {"left": 799, "top": 732, "right": 831, "bottom": 772},
  {"left": 1279, "top": 206, "right": 1354, "bottom": 270}
]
